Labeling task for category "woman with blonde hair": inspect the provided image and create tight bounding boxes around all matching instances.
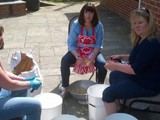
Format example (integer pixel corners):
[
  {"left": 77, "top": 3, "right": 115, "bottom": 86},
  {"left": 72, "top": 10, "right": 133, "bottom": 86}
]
[{"left": 102, "top": 8, "right": 160, "bottom": 115}]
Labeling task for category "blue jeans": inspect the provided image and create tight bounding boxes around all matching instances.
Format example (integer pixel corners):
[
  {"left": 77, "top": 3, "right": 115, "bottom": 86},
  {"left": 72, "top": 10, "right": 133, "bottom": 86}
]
[
  {"left": 0, "top": 89, "right": 41, "bottom": 120},
  {"left": 61, "top": 52, "right": 107, "bottom": 87},
  {"left": 102, "top": 71, "right": 158, "bottom": 103}
]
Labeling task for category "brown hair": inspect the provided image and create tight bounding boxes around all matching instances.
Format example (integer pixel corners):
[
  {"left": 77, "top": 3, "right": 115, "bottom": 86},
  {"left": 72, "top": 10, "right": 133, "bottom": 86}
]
[
  {"left": 0, "top": 25, "right": 4, "bottom": 36},
  {"left": 78, "top": 3, "right": 99, "bottom": 27}
]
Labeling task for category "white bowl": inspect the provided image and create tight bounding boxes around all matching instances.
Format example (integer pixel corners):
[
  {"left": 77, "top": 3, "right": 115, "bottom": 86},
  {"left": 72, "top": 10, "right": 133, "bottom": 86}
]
[
  {"left": 52, "top": 114, "right": 79, "bottom": 120},
  {"left": 105, "top": 113, "right": 137, "bottom": 120}
]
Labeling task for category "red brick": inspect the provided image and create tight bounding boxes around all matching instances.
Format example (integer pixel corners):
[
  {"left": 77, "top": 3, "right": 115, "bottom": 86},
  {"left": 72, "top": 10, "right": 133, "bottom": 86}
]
[
  {"left": 155, "top": 13, "right": 160, "bottom": 19},
  {"left": 11, "top": 3, "right": 26, "bottom": 16},
  {"left": 156, "top": 2, "right": 160, "bottom": 8},
  {"left": 100, "top": 0, "right": 160, "bottom": 25},
  {"left": 150, "top": 0, "right": 156, "bottom": 6},
  {"left": 0, "top": 1, "right": 26, "bottom": 17},
  {"left": 0, "top": 5, "right": 10, "bottom": 17}
]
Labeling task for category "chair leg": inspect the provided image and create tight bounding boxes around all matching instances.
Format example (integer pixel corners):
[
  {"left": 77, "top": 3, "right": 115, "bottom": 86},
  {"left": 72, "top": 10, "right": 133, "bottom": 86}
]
[
  {"left": 120, "top": 99, "right": 127, "bottom": 112},
  {"left": 89, "top": 72, "right": 94, "bottom": 80},
  {"left": 96, "top": 68, "right": 98, "bottom": 82},
  {"left": 88, "top": 68, "right": 98, "bottom": 81}
]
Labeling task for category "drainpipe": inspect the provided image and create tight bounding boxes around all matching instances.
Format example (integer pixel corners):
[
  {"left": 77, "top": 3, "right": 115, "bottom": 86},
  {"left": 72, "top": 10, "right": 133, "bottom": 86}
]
[{"left": 138, "top": 0, "right": 141, "bottom": 9}]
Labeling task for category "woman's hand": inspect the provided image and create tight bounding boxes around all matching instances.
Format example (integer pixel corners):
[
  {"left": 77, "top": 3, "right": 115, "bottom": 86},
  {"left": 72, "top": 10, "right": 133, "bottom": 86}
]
[
  {"left": 104, "top": 60, "right": 119, "bottom": 71},
  {"left": 76, "top": 57, "right": 85, "bottom": 66},
  {"left": 24, "top": 76, "right": 37, "bottom": 81},
  {"left": 110, "top": 54, "right": 122, "bottom": 62},
  {"left": 104, "top": 60, "right": 135, "bottom": 75},
  {"left": 76, "top": 57, "right": 95, "bottom": 67},
  {"left": 110, "top": 54, "right": 129, "bottom": 62},
  {"left": 86, "top": 58, "right": 95, "bottom": 66}
]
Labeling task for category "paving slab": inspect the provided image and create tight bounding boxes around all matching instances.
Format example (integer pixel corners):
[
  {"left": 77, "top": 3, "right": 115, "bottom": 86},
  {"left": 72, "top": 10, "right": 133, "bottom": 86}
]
[{"left": 0, "top": 1, "right": 160, "bottom": 120}]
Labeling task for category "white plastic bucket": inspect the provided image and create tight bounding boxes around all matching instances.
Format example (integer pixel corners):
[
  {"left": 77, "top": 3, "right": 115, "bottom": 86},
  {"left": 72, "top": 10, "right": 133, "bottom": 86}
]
[
  {"left": 52, "top": 114, "right": 79, "bottom": 120},
  {"left": 105, "top": 113, "right": 138, "bottom": 120},
  {"left": 87, "top": 84, "right": 109, "bottom": 120},
  {"left": 34, "top": 93, "right": 62, "bottom": 120}
]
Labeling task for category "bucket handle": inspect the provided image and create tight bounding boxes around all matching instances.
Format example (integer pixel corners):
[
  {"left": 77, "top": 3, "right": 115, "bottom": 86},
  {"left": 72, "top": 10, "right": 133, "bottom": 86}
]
[{"left": 89, "top": 103, "right": 96, "bottom": 108}]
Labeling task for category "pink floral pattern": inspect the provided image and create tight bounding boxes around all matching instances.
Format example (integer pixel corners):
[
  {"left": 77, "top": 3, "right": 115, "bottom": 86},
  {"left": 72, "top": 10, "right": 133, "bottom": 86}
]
[{"left": 73, "top": 26, "right": 96, "bottom": 74}]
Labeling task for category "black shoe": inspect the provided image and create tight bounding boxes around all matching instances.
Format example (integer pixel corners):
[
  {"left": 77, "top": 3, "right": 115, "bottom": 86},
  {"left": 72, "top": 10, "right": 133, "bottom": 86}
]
[{"left": 59, "top": 87, "right": 69, "bottom": 99}]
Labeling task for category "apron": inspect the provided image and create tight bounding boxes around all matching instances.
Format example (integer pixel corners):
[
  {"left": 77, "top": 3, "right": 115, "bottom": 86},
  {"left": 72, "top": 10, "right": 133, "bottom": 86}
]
[{"left": 73, "top": 26, "right": 96, "bottom": 75}]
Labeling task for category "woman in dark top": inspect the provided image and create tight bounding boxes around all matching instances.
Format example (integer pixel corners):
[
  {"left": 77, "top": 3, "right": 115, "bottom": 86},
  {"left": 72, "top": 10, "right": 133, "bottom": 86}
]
[{"left": 102, "top": 8, "right": 160, "bottom": 115}]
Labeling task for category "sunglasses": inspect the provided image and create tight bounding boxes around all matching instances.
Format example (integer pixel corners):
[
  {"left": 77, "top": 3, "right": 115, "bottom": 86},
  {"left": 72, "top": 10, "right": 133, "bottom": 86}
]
[{"left": 140, "top": 7, "right": 149, "bottom": 14}]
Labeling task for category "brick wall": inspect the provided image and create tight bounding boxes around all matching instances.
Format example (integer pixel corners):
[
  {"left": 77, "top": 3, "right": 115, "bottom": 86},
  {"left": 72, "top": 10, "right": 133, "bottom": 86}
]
[
  {"left": 142, "top": 0, "right": 160, "bottom": 31},
  {"left": 100, "top": 0, "right": 160, "bottom": 30},
  {"left": 11, "top": 3, "right": 26, "bottom": 16},
  {"left": 0, "top": 1, "right": 26, "bottom": 17},
  {"left": 0, "top": 4, "right": 10, "bottom": 17}
]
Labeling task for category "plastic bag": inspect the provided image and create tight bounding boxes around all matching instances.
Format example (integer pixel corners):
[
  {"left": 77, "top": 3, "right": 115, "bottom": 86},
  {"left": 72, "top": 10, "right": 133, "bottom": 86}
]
[{"left": 10, "top": 51, "right": 43, "bottom": 97}]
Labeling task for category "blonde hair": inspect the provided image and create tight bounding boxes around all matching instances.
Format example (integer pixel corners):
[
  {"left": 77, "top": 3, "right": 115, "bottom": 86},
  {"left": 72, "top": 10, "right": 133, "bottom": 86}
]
[{"left": 130, "top": 8, "right": 159, "bottom": 47}]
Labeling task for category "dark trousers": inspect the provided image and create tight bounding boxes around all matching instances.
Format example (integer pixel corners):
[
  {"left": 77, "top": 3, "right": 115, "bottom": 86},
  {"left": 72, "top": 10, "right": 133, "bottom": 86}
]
[
  {"left": 102, "top": 70, "right": 158, "bottom": 103},
  {"left": 61, "top": 52, "right": 107, "bottom": 87}
]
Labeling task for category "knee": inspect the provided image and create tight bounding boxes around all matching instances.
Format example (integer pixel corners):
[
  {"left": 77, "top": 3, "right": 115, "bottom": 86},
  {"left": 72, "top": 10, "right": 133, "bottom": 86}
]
[
  {"left": 61, "top": 56, "right": 66, "bottom": 65},
  {"left": 61, "top": 56, "right": 69, "bottom": 68},
  {"left": 97, "top": 62, "right": 107, "bottom": 72},
  {"left": 109, "top": 71, "right": 120, "bottom": 84},
  {"left": 61, "top": 54, "right": 75, "bottom": 67},
  {"left": 30, "top": 99, "right": 41, "bottom": 113},
  {"left": 102, "top": 87, "right": 115, "bottom": 103}
]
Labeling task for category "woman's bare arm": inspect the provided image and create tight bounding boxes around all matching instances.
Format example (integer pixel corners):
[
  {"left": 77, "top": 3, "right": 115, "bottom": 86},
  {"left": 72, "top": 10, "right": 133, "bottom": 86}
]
[
  {"left": 0, "top": 67, "right": 30, "bottom": 91},
  {"left": 104, "top": 60, "right": 135, "bottom": 75}
]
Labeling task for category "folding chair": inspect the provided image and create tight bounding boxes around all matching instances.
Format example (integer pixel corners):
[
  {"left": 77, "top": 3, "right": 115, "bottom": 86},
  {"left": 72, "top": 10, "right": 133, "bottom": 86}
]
[
  {"left": 121, "top": 94, "right": 160, "bottom": 114},
  {"left": 68, "top": 15, "right": 98, "bottom": 81}
]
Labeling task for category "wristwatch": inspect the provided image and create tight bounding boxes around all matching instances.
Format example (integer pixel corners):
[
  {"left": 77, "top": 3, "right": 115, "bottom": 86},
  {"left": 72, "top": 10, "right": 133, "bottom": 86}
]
[{"left": 75, "top": 55, "right": 80, "bottom": 59}]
